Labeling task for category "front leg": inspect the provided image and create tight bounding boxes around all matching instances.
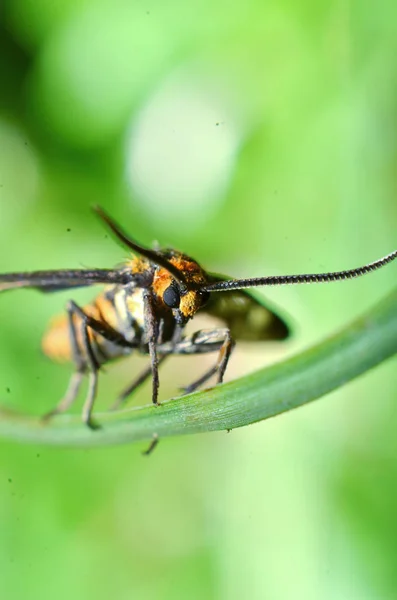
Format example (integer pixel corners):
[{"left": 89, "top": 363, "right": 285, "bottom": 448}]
[
  {"left": 111, "top": 355, "right": 168, "bottom": 411},
  {"left": 143, "top": 289, "right": 160, "bottom": 405},
  {"left": 184, "top": 329, "right": 235, "bottom": 394},
  {"left": 111, "top": 320, "right": 183, "bottom": 410}
]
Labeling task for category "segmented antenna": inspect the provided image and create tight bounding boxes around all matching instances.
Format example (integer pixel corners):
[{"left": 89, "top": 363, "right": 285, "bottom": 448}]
[
  {"left": 202, "top": 250, "right": 397, "bottom": 293},
  {"left": 93, "top": 206, "right": 188, "bottom": 289}
]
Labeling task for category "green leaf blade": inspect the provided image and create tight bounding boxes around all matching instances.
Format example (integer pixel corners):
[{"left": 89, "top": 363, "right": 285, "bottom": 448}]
[{"left": 1, "top": 289, "right": 397, "bottom": 448}]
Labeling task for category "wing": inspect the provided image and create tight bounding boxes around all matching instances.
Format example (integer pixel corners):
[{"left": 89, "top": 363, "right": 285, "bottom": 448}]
[
  {"left": 0, "top": 268, "right": 135, "bottom": 293},
  {"left": 202, "top": 274, "right": 290, "bottom": 341}
]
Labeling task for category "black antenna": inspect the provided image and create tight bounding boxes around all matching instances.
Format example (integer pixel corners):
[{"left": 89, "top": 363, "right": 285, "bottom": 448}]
[
  {"left": 201, "top": 250, "right": 397, "bottom": 293},
  {"left": 93, "top": 206, "right": 189, "bottom": 290}
]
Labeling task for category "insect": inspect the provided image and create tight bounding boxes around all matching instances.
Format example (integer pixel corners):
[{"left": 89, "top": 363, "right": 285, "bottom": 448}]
[{"left": 1, "top": 206, "right": 396, "bottom": 430}]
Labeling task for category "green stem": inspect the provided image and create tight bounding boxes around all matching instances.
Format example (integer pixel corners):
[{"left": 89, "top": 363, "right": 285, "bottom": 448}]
[{"left": 1, "top": 289, "right": 397, "bottom": 448}]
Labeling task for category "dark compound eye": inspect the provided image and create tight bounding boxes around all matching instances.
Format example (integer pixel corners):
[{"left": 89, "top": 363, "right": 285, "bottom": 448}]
[{"left": 163, "top": 285, "right": 180, "bottom": 308}]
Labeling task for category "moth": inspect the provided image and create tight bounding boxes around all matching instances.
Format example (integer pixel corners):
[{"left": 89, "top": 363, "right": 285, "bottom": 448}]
[{"left": 1, "top": 206, "right": 396, "bottom": 430}]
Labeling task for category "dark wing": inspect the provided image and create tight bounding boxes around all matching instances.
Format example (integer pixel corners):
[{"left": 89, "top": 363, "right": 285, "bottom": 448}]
[
  {"left": 202, "top": 273, "right": 290, "bottom": 341},
  {"left": 0, "top": 269, "right": 135, "bottom": 293}
]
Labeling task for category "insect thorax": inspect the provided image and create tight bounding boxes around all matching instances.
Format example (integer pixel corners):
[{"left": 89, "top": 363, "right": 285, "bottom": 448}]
[{"left": 111, "top": 285, "right": 177, "bottom": 346}]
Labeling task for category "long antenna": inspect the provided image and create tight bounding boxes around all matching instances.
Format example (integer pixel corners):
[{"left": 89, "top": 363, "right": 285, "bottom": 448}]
[
  {"left": 93, "top": 206, "right": 188, "bottom": 289},
  {"left": 201, "top": 250, "right": 397, "bottom": 293}
]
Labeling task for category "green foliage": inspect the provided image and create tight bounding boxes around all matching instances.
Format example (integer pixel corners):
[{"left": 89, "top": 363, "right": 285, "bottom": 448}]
[{"left": 1, "top": 1, "right": 397, "bottom": 599}]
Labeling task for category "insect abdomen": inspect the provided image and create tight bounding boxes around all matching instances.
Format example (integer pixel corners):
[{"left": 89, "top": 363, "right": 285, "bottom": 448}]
[
  {"left": 41, "top": 313, "right": 73, "bottom": 363},
  {"left": 41, "top": 294, "right": 127, "bottom": 364}
]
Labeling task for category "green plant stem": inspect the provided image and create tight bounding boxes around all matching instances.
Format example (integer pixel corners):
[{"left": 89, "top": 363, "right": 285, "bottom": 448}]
[{"left": 1, "top": 289, "right": 397, "bottom": 448}]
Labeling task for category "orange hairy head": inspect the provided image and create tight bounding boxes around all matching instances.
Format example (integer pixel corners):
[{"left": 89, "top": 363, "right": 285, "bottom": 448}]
[{"left": 152, "top": 253, "right": 210, "bottom": 321}]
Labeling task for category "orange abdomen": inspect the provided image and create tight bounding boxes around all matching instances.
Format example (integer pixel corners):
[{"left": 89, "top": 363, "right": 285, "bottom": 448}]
[
  {"left": 41, "top": 296, "right": 119, "bottom": 364},
  {"left": 42, "top": 313, "right": 72, "bottom": 363}
]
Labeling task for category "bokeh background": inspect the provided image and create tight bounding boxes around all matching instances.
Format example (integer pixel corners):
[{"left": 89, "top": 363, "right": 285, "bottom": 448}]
[{"left": 1, "top": 1, "right": 397, "bottom": 599}]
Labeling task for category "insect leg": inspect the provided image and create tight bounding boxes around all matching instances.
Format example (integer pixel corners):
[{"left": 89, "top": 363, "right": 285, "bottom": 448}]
[
  {"left": 110, "top": 354, "right": 168, "bottom": 411},
  {"left": 112, "top": 324, "right": 183, "bottom": 410},
  {"left": 143, "top": 290, "right": 160, "bottom": 405},
  {"left": 78, "top": 310, "right": 101, "bottom": 430},
  {"left": 158, "top": 328, "right": 235, "bottom": 394},
  {"left": 48, "top": 301, "right": 101, "bottom": 429},
  {"left": 184, "top": 329, "right": 235, "bottom": 394},
  {"left": 42, "top": 302, "right": 86, "bottom": 421},
  {"left": 58, "top": 301, "right": 132, "bottom": 428},
  {"left": 142, "top": 434, "right": 159, "bottom": 456}
]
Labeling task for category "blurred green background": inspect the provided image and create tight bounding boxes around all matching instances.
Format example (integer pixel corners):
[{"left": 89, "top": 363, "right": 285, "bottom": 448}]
[{"left": 1, "top": 1, "right": 397, "bottom": 599}]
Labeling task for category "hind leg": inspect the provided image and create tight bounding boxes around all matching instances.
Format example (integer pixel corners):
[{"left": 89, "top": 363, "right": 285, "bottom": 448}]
[
  {"left": 42, "top": 302, "right": 86, "bottom": 422},
  {"left": 43, "top": 300, "right": 131, "bottom": 429}
]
